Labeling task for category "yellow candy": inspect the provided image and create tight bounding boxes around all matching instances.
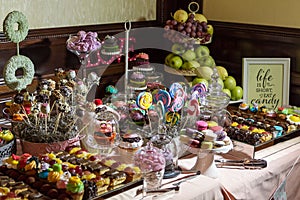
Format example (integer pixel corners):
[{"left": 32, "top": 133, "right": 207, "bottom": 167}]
[
  {"left": 69, "top": 147, "right": 81, "bottom": 154},
  {"left": 82, "top": 173, "right": 96, "bottom": 180},
  {"left": 11, "top": 160, "right": 19, "bottom": 165},
  {"left": 0, "top": 187, "right": 10, "bottom": 195},
  {"left": 231, "top": 122, "right": 239, "bottom": 127},
  {"left": 290, "top": 115, "right": 300, "bottom": 122},
  {"left": 54, "top": 158, "right": 62, "bottom": 164},
  {"left": 48, "top": 153, "right": 56, "bottom": 160}
]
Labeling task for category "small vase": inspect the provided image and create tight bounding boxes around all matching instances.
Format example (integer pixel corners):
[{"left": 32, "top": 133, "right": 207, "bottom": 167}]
[{"left": 134, "top": 142, "right": 165, "bottom": 193}]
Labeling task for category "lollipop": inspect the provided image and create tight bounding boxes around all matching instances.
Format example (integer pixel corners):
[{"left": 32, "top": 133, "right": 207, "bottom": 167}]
[
  {"left": 192, "top": 83, "right": 207, "bottom": 94},
  {"left": 169, "top": 82, "right": 184, "bottom": 98},
  {"left": 187, "top": 99, "right": 200, "bottom": 116},
  {"left": 165, "top": 111, "right": 181, "bottom": 126},
  {"left": 137, "top": 92, "right": 153, "bottom": 110},
  {"left": 153, "top": 89, "right": 171, "bottom": 109},
  {"left": 169, "top": 96, "right": 184, "bottom": 112}
]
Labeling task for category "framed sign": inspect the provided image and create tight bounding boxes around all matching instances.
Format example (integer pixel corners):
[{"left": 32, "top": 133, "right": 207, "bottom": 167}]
[{"left": 242, "top": 58, "right": 290, "bottom": 109}]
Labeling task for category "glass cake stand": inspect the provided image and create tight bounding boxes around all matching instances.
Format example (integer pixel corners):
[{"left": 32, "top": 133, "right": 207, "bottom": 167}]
[
  {"left": 184, "top": 66, "right": 232, "bottom": 178},
  {"left": 185, "top": 141, "right": 233, "bottom": 178}
]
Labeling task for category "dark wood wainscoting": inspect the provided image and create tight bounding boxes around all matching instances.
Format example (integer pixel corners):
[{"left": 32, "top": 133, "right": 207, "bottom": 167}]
[
  {"left": 208, "top": 21, "right": 300, "bottom": 106},
  {"left": 0, "top": 0, "right": 201, "bottom": 106}
]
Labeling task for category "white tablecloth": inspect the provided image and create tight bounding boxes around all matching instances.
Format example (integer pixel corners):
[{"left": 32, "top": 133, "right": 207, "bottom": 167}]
[
  {"left": 218, "top": 137, "right": 300, "bottom": 200},
  {"left": 107, "top": 137, "right": 300, "bottom": 200}
]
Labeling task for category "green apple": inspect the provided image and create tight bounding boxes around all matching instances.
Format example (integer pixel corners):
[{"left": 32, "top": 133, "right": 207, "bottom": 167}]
[
  {"left": 165, "top": 53, "right": 175, "bottom": 66},
  {"left": 216, "top": 66, "right": 228, "bottom": 80},
  {"left": 222, "top": 88, "right": 231, "bottom": 98},
  {"left": 194, "top": 13, "right": 207, "bottom": 23},
  {"left": 198, "top": 55, "right": 215, "bottom": 67},
  {"left": 173, "top": 9, "right": 188, "bottom": 23},
  {"left": 224, "top": 76, "right": 237, "bottom": 90},
  {"left": 171, "top": 43, "right": 185, "bottom": 55},
  {"left": 182, "top": 60, "right": 200, "bottom": 70},
  {"left": 207, "top": 24, "right": 214, "bottom": 35},
  {"left": 195, "top": 66, "right": 213, "bottom": 80},
  {"left": 169, "top": 55, "right": 183, "bottom": 69},
  {"left": 181, "top": 50, "right": 196, "bottom": 61},
  {"left": 231, "top": 86, "right": 243, "bottom": 101},
  {"left": 195, "top": 45, "right": 210, "bottom": 58},
  {"left": 217, "top": 78, "right": 224, "bottom": 89},
  {"left": 192, "top": 77, "right": 209, "bottom": 87}
]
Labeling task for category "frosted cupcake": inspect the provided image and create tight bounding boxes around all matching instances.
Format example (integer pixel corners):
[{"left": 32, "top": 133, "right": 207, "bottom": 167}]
[{"left": 66, "top": 176, "right": 84, "bottom": 200}]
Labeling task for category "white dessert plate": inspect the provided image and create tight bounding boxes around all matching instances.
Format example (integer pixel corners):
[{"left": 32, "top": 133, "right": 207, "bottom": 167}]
[{"left": 229, "top": 99, "right": 244, "bottom": 104}]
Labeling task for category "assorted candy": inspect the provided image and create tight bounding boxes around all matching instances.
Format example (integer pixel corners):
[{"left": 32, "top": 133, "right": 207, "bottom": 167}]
[
  {"left": 1, "top": 145, "right": 142, "bottom": 200},
  {"left": 66, "top": 30, "right": 101, "bottom": 53}
]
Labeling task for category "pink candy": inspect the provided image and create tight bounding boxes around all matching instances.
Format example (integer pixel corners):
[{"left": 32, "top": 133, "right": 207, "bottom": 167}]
[
  {"left": 67, "top": 31, "right": 101, "bottom": 52},
  {"left": 134, "top": 143, "right": 165, "bottom": 173}
]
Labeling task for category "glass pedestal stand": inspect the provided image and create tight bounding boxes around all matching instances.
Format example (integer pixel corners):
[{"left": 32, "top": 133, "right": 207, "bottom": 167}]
[
  {"left": 188, "top": 143, "right": 232, "bottom": 178},
  {"left": 192, "top": 67, "right": 232, "bottom": 178}
]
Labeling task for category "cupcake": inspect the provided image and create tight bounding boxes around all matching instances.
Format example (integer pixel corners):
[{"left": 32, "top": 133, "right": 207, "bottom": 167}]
[
  {"left": 132, "top": 53, "right": 153, "bottom": 72},
  {"left": 129, "top": 72, "right": 146, "bottom": 88},
  {"left": 119, "top": 132, "right": 144, "bottom": 152},
  {"left": 239, "top": 103, "right": 249, "bottom": 111},
  {"left": 129, "top": 108, "right": 146, "bottom": 126},
  {"left": 101, "top": 35, "right": 120, "bottom": 55},
  {"left": 66, "top": 176, "right": 84, "bottom": 200}
]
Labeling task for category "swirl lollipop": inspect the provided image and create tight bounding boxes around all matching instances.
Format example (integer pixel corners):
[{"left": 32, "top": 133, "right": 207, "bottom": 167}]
[
  {"left": 137, "top": 92, "right": 153, "bottom": 110},
  {"left": 153, "top": 89, "right": 171, "bottom": 109},
  {"left": 192, "top": 83, "right": 207, "bottom": 94},
  {"left": 165, "top": 111, "right": 181, "bottom": 126},
  {"left": 169, "top": 96, "right": 184, "bottom": 112},
  {"left": 187, "top": 98, "right": 200, "bottom": 116},
  {"left": 169, "top": 82, "right": 184, "bottom": 98}
]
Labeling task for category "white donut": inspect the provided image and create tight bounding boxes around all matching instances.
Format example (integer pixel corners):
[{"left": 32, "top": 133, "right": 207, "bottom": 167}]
[
  {"left": 3, "top": 11, "right": 29, "bottom": 43},
  {"left": 3, "top": 55, "right": 35, "bottom": 91}
]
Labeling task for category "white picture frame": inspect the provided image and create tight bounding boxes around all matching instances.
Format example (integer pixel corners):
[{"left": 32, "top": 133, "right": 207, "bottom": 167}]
[{"left": 242, "top": 58, "right": 290, "bottom": 109}]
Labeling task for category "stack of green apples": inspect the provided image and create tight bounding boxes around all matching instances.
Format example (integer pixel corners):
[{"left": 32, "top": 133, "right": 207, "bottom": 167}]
[
  {"left": 164, "top": 44, "right": 243, "bottom": 101},
  {"left": 193, "top": 66, "right": 244, "bottom": 101},
  {"left": 165, "top": 44, "right": 215, "bottom": 72}
]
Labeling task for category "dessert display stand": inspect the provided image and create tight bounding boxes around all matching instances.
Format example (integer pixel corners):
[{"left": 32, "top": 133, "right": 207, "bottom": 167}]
[{"left": 185, "top": 141, "right": 233, "bottom": 178}]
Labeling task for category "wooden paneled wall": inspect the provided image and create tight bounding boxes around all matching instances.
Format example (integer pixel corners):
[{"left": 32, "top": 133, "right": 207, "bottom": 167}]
[
  {"left": 1, "top": 0, "right": 300, "bottom": 109},
  {"left": 208, "top": 21, "right": 300, "bottom": 106}
]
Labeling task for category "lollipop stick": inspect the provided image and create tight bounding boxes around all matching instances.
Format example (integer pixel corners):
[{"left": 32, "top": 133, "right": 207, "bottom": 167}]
[
  {"left": 76, "top": 123, "right": 90, "bottom": 137},
  {"left": 45, "top": 116, "right": 47, "bottom": 135},
  {"left": 20, "top": 105, "right": 31, "bottom": 126},
  {"left": 49, "top": 101, "right": 57, "bottom": 119},
  {"left": 54, "top": 112, "right": 62, "bottom": 134},
  {"left": 147, "top": 109, "right": 152, "bottom": 133},
  {"left": 67, "top": 117, "right": 79, "bottom": 133}
]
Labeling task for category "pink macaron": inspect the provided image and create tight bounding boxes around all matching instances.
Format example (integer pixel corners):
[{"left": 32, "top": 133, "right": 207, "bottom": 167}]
[{"left": 196, "top": 120, "right": 208, "bottom": 131}]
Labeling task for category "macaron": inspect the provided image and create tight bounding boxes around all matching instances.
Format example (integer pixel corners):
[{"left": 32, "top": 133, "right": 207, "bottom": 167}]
[
  {"left": 196, "top": 120, "right": 208, "bottom": 131},
  {"left": 202, "top": 129, "right": 217, "bottom": 142},
  {"left": 200, "top": 141, "right": 213, "bottom": 150},
  {"left": 207, "top": 121, "right": 218, "bottom": 128},
  {"left": 210, "top": 126, "right": 226, "bottom": 141},
  {"left": 210, "top": 125, "right": 223, "bottom": 134}
]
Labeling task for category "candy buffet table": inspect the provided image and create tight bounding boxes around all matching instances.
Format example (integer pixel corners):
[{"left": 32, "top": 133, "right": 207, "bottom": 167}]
[
  {"left": 218, "top": 136, "right": 300, "bottom": 200},
  {"left": 105, "top": 137, "right": 300, "bottom": 200}
]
